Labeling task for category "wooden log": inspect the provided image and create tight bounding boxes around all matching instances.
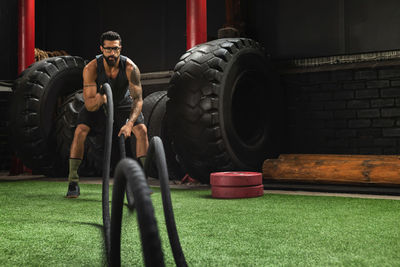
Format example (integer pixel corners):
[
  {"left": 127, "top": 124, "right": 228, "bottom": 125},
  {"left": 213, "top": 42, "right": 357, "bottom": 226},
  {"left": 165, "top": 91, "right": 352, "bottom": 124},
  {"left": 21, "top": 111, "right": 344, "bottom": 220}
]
[
  {"left": 263, "top": 156, "right": 400, "bottom": 185},
  {"left": 278, "top": 154, "right": 400, "bottom": 161}
]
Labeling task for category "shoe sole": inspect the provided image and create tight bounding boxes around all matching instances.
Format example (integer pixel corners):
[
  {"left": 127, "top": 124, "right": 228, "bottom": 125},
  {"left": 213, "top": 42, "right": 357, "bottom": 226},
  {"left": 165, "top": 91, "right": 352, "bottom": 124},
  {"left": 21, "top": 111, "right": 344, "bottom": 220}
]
[{"left": 65, "top": 195, "right": 80, "bottom": 198}]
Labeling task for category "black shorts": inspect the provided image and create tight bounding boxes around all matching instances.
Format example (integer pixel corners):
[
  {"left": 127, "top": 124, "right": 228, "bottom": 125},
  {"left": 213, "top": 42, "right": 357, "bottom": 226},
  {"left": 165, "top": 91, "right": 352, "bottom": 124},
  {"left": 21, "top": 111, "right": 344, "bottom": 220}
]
[{"left": 76, "top": 104, "right": 144, "bottom": 136}]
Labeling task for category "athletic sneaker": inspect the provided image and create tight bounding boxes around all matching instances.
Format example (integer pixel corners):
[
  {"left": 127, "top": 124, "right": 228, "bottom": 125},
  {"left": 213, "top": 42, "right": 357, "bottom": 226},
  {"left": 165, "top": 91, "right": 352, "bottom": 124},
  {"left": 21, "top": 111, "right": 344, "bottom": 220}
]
[{"left": 66, "top": 182, "right": 80, "bottom": 198}]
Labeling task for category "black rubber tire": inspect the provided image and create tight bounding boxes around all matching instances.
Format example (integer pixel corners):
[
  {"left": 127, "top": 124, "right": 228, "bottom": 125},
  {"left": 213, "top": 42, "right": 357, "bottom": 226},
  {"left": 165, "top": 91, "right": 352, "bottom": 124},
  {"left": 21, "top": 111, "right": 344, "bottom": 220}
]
[
  {"left": 143, "top": 91, "right": 185, "bottom": 180},
  {"left": 143, "top": 91, "right": 167, "bottom": 129},
  {"left": 9, "top": 56, "right": 87, "bottom": 176},
  {"left": 147, "top": 94, "right": 167, "bottom": 138},
  {"left": 167, "top": 38, "right": 279, "bottom": 183}
]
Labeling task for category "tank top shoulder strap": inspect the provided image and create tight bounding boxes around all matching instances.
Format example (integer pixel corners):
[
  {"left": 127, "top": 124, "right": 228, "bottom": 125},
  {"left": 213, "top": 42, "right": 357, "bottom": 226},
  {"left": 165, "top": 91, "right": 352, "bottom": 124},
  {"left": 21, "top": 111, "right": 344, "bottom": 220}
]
[
  {"left": 119, "top": 55, "right": 128, "bottom": 80},
  {"left": 96, "top": 54, "right": 104, "bottom": 77}
]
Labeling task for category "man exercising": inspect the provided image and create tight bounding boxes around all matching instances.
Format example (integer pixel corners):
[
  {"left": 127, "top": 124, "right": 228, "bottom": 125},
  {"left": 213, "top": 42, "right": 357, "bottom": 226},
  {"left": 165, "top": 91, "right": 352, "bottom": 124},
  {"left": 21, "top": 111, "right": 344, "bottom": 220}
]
[{"left": 66, "top": 31, "right": 148, "bottom": 198}]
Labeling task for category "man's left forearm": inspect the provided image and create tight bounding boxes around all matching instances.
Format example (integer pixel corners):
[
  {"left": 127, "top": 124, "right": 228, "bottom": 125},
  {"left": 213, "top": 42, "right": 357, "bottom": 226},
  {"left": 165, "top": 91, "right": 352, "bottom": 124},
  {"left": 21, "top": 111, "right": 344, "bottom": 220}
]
[
  {"left": 127, "top": 100, "right": 142, "bottom": 125},
  {"left": 127, "top": 64, "right": 143, "bottom": 126}
]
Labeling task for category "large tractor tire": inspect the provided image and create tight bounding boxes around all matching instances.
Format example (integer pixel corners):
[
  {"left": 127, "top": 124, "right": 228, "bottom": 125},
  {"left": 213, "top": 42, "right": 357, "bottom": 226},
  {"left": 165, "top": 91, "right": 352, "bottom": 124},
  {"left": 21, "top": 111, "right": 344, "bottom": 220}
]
[
  {"left": 9, "top": 56, "right": 86, "bottom": 176},
  {"left": 142, "top": 91, "right": 185, "bottom": 180},
  {"left": 167, "top": 38, "right": 281, "bottom": 183}
]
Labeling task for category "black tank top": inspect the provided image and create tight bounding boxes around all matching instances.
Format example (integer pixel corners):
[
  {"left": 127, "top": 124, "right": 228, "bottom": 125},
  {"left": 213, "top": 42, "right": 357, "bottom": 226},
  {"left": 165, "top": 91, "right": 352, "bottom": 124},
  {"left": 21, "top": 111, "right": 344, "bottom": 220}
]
[{"left": 96, "top": 54, "right": 131, "bottom": 105}]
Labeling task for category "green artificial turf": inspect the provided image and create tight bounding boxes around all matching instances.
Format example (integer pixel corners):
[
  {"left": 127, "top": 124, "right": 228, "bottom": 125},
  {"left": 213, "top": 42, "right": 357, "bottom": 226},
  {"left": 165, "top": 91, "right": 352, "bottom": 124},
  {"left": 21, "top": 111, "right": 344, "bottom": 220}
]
[{"left": 1, "top": 181, "right": 400, "bottom": 266}]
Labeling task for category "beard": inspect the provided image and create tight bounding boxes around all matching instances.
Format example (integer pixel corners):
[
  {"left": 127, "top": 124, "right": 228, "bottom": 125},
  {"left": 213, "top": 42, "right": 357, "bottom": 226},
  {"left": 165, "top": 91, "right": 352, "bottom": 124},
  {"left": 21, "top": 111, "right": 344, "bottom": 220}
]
[{"left": 105, "top": 55, "right": 118, "bottom": 66}]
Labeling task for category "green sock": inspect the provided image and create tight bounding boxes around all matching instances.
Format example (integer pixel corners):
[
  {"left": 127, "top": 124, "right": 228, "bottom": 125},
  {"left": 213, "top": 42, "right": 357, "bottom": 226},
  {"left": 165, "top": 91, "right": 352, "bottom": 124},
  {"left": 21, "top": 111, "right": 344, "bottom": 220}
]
[
  {"left": 138, "top": 156, "right": 146, "bottom": 168},
  {"left": 68, "top": 158, "right": 82, "bottom": 183}
]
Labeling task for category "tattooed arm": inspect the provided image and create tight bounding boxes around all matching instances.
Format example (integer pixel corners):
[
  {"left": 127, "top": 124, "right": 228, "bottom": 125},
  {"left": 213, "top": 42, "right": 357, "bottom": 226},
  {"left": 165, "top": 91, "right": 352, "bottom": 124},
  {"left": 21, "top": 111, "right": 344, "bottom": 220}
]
[
  {"left": 127, "top": 62, "right": 143, "bottom": 125},
  {"left": 118, "top": 60, "right": 143, "bottom": 137}
]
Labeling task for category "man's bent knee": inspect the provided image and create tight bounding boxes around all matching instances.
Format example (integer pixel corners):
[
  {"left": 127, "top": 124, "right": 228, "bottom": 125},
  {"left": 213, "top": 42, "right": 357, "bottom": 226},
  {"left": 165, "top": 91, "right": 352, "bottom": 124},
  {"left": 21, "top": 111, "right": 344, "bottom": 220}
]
[{"left": 74, "top": 124, "right": 90, "bottom": 139}]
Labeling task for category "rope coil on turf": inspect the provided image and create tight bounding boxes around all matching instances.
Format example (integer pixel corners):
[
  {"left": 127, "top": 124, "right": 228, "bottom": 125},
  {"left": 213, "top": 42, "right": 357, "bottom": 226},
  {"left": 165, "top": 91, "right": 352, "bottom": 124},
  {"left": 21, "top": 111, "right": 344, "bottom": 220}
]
[{"left": 100, "top": 83, "right": 187, "bottom": 267}]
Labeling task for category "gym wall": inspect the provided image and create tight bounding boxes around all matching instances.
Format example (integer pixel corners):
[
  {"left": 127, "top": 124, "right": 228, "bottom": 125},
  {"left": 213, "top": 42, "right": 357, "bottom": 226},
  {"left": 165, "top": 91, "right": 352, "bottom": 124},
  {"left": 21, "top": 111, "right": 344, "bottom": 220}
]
[
  {"left": 245, "top": 0, "right": 400, "bottom": 59},
  {"left": 2, "top": 0, "right": 225, "bottom": 80},
  {"left": 0, "top": 0, "right": 18, "bottom": 81},
  {"left": 4, "top": 0, "right": 400, "bottom": 79}
]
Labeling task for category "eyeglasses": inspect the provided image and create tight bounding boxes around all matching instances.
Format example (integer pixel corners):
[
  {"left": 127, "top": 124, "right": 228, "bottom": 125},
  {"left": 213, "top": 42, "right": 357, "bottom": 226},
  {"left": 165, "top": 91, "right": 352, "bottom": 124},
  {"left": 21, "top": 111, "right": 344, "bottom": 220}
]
[{"left": 102, "top": 46, "right": 121, "bottom": 53}]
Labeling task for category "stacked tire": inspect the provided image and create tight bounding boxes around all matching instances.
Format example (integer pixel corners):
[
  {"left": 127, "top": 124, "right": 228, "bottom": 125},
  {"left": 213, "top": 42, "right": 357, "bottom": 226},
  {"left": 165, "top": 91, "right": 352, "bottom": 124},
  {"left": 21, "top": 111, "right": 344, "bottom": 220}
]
[
  {"left": 142, "top": 91, "right": 184, "bottom": 180},
  {"left": 167, "top": 38, "right": 281, "bottom": 183},
  {"left": 9, "top": 56, "right": 86, "bottom": 176}
]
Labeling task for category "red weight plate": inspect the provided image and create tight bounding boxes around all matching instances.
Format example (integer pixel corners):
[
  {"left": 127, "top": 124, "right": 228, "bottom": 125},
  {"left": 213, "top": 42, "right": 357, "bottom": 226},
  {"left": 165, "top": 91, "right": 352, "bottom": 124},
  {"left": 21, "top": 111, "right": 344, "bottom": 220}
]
[
  {"left": 211, "top": 184, "right": 264, "bottom": 199},
  {"left": 210, "top": 172, "right": 262, "bottom": 187}
]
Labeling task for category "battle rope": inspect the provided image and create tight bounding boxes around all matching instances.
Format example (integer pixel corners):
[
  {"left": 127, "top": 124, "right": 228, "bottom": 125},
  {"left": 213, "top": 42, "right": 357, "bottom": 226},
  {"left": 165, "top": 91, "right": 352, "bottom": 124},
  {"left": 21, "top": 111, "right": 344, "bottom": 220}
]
[
  {"left": 110, "top": 158, "right": 164, "bottom": 266},
  {"left": 100, "top": 83, "right": 187, "bottom": 267},
  {"left": 144, "top": 137, "right": 187, "bottom": 267},
  {"left": 102, "top": 83, "right": 113, "bottom": 264}
]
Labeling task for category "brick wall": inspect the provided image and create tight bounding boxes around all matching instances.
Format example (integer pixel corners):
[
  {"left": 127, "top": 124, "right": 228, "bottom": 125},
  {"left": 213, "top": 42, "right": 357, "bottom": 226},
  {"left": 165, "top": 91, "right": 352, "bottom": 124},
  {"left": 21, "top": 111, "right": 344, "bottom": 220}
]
[{"left": 281, "top": 62, "right": 400, "bottom": 155}]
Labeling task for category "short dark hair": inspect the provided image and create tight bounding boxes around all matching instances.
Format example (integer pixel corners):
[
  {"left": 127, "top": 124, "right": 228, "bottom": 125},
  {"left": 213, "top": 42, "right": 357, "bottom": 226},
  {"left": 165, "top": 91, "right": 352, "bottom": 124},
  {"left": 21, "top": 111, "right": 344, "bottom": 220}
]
[{"left": 100, "top": 31, "right": 122, "bottom": 46}]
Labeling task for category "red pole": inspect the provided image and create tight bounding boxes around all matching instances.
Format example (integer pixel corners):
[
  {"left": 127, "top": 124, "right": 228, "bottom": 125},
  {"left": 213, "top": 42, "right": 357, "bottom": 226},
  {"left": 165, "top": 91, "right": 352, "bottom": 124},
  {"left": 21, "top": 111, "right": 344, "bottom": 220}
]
[
  {"left": 18, "top": 0, "right": 35, "bottom": 73},
  {"left": 186, "top": 0, "right": 207, "bottom": 50},
  {"left": 12, "top": 0, "right": 35, "bottom": 175}
]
